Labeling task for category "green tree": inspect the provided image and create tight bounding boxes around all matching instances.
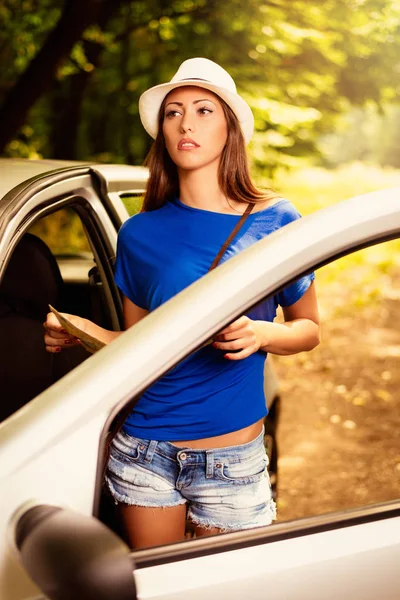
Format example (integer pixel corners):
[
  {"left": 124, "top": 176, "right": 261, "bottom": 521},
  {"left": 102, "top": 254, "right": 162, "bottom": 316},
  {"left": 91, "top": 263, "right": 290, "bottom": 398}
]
[
  {"left": 0, "top": 0, "right": 126, "bottom": 152},
  {"left": 1, "top": 0, "right": 399, "bottom": 171}
]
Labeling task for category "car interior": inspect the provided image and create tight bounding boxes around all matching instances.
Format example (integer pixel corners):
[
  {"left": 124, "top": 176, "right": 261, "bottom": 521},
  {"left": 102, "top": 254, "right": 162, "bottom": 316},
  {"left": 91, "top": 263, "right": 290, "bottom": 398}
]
[
  {"left": 0, "top": 203, "right": 122, "bottom": 411},
  {"left": 0, "top": 232, "right": 89, "bottom": 421},
  {"left": 0, "top": 203, "right": 140, "bottom": 541}
]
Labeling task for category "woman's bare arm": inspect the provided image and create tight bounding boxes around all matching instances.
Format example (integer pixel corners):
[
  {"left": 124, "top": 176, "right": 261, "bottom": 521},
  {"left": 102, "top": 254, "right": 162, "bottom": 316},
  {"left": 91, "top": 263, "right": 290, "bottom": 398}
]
[{"left": 213, "top": 283, "right": 320, "bottom": 360}]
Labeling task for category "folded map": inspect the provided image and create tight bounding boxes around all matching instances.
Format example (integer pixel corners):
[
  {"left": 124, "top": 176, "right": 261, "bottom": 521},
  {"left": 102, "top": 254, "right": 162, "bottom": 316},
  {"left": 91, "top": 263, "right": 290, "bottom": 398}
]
[{"left": 48, "top": 305, "right": 106, "bottom": 354}]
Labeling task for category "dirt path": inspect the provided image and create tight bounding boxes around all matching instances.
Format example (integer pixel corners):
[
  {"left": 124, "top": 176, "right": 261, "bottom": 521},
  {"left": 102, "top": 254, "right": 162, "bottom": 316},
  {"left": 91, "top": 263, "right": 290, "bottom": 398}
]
[{"left": 274, "top": 269, "right": 400, "bottom": 522}]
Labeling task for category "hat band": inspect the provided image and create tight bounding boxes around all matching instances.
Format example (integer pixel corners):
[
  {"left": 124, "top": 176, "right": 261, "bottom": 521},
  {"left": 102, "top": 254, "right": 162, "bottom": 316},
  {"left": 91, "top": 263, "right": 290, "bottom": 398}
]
[{"left": 178, "top": 77, "right": 210, "bottom": 82}]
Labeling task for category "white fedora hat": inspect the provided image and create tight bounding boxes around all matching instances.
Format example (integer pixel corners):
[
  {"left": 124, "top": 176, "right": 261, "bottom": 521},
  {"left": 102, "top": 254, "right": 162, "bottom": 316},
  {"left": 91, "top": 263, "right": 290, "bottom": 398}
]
[{"left": 139, "top": 57, "right": 254, "bottom": 144}]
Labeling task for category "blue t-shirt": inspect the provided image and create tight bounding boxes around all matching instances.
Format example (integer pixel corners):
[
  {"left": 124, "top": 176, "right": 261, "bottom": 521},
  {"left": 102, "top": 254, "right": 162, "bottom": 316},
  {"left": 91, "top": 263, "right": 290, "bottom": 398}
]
[{"left": 115, "top": 197, "right": 315, "bottom": 441}]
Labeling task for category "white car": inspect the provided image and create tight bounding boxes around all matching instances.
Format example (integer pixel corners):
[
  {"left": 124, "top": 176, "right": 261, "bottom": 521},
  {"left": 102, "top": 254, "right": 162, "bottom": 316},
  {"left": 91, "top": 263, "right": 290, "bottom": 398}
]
[{"left": 0, "top": 159, "right": 399, "bottom": 600}]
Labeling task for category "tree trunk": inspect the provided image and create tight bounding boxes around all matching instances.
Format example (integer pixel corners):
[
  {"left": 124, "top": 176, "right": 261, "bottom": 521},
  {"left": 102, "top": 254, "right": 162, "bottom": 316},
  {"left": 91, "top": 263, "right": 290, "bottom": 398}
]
[
  {"left": 0, "top": 0, "right": 105, "bottom": 154},
  {"left": 50, "top": 0, "right": 127, "bottom": 159},
  {"left": 50, "top": 71, "right": 89, "bottom": 160}
]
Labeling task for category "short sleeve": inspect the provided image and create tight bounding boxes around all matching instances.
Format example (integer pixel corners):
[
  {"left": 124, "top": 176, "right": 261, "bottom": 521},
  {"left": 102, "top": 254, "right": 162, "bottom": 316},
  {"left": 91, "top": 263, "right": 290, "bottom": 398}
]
[
  {"left": 114, "top": 221, "right": 148, "bottom": 309},
  {"left": 276, "top": 272, "right": 315, "bottom": 307}
]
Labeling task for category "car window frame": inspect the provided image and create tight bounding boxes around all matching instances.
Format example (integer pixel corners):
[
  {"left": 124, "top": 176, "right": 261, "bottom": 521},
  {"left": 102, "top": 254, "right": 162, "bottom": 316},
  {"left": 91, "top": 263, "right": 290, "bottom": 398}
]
[
  {"left": 97, "top": 229, "right": 400, "bottom": 567},
  {"left": 132, "top": 501, "right": 400, "bottom": 568},
  {"left": 0, "top": 176, "right": 125, "bottom": 331}
]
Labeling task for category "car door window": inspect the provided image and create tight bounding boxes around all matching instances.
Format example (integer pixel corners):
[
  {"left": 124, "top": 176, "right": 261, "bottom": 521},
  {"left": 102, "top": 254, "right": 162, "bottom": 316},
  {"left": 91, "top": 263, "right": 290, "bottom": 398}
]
[
  {"left": 29, "top": 206, "right": 92, "bottom": 255},
  {"left": 97, "top": 235, "right": 399, "bottom": 548},
  {"left": 29, "top": 208, "right": 96, "bottom": 320},
  {"left": 274, "top": 238, "right": 399, "bottom": 522},
  {"left": 28, "top": 204, "right": 122, "bottom": 329},
  {"left": 119, "top": 192, "right": 144, "bottom": 216}
]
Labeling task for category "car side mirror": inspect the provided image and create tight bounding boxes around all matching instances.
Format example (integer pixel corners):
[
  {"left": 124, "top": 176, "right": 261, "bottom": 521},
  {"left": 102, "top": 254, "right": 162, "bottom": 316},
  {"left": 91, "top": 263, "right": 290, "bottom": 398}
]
[{"left": 15, "top": 504, "right": 136, "bottom": 600}]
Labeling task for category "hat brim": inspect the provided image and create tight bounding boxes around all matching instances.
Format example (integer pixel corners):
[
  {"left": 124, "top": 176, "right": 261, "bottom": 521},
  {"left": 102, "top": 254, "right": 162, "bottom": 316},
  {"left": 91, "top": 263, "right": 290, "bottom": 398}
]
[{"left": 139, "top": 80, "right": 254, "bottom": 145}]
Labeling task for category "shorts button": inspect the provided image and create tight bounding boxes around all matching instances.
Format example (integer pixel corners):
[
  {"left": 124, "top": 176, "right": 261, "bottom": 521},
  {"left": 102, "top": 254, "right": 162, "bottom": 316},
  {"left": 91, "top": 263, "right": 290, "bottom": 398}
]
[{"left": 180, "top": 452, "right": 187, "bottom": 460}]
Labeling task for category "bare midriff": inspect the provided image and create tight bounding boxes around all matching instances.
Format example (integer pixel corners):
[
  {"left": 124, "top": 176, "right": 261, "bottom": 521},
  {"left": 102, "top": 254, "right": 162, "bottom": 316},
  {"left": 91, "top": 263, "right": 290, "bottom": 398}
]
[{"left": 171, "top": 418, "right": 264, "bottom": 449}]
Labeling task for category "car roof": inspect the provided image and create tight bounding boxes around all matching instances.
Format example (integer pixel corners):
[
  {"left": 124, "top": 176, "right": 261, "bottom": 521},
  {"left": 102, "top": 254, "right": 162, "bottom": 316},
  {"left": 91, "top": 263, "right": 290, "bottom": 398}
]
[{"left": 0, "top": 158, "right": 149, "bottom": 201}]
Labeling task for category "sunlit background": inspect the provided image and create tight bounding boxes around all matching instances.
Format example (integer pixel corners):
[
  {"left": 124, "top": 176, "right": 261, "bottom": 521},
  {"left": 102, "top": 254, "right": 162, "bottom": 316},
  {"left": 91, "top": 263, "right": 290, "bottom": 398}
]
[{"left": 1, "top": 0, "right": 399, "bottom": 522}]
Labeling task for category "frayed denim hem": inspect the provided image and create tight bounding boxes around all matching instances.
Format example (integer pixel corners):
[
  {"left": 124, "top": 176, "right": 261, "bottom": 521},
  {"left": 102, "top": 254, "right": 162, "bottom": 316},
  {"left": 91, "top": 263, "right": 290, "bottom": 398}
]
[
  {"left": 267, "top": 498, "right": 277, "bottom": 521},
  {"left": 105, "top": 477, "right": 187, "bottom": 508},
  {"left": 188, "top": 499, "right": 277, "bottom": 533}
]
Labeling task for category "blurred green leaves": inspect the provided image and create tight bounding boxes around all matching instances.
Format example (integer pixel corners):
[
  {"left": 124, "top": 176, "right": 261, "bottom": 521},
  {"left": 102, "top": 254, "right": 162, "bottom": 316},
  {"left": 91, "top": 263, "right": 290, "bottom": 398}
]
[{"left": 0, "top": 0, "right": 399, "bottom": 173}]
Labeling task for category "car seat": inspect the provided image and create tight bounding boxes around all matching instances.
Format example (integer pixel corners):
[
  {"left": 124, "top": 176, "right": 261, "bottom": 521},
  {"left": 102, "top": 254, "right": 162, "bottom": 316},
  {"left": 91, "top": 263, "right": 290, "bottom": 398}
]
[{"left": 0, "top": 233, "right": 87, "bottom": 422}]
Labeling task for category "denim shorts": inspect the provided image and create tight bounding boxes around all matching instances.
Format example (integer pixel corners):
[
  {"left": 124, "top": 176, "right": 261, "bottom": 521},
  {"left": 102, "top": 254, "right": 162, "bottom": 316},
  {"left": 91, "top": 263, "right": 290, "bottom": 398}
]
[{"left": 105, "top": 428, "right": 277, "bottom": 532}]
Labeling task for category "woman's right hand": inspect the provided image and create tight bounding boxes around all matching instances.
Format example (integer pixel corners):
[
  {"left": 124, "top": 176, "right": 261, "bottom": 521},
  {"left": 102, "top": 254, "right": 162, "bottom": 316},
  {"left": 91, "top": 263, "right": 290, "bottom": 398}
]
[{"left": 43, "top": 311, "right": 86, "bottom": 353}]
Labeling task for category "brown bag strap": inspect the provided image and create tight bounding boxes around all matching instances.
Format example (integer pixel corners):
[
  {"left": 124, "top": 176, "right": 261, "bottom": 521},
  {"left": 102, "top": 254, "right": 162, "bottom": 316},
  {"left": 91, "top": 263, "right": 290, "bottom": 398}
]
[{"left": 208, "top": 202, "right": 255, "bottom": 272}]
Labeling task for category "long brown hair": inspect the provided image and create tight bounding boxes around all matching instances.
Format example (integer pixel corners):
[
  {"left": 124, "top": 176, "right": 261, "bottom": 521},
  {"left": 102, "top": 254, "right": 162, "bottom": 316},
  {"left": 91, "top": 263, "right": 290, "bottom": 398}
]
[{"left": 142, "top": 91, "right": 277, "bottom": 212}]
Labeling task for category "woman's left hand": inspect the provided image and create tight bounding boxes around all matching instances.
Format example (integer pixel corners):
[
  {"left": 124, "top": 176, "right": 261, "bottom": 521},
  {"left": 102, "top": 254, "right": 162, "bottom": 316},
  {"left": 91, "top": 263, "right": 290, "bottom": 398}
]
[{"left": 212, "top": 316, "right": 265, "bottom": 360}]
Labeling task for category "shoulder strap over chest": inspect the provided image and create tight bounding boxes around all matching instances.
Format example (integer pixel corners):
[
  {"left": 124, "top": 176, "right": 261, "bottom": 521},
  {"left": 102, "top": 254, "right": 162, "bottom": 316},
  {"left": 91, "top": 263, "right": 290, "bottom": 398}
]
[{"left": 208, "top": 202, "right": 255, "bottom": 272}]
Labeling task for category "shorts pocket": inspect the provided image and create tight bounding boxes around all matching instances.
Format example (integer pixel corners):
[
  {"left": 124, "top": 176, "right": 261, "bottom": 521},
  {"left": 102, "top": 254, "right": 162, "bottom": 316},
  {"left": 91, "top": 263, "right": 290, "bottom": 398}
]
[
  {"left": 111, "top": 431, "right": 145, "bottom": 462},
  {"left": 215, "top": 453, "right": 268, "bottom": 485}
]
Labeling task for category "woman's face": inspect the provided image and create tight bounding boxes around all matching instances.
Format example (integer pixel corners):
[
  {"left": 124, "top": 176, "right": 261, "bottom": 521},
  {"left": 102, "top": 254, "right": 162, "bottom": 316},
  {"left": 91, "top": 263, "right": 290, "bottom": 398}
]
[{"left": 162, "top": 86, "right": 228, "bottom": 172}]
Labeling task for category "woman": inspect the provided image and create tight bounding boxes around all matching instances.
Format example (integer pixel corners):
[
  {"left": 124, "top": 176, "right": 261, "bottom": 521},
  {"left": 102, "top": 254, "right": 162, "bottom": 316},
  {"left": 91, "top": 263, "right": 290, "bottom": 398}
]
[{"left": 44, "top": 58, "right": 320, "bottom": 548}]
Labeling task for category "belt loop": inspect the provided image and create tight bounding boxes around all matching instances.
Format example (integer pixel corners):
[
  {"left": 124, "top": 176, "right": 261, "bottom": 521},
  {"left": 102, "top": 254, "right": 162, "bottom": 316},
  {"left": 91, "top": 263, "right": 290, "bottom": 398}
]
[
  {"left": 144, "top": 440, "right": 158, "bottom": 463},
  {"left": 205, "top": 450, "right": 214, "bottom": 478}
]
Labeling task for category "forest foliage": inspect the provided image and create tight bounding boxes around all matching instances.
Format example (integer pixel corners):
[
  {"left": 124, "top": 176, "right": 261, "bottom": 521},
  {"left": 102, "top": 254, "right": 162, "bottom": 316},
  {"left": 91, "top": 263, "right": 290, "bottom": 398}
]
[{"left": 1, "top": 0, "right": 400, "bottom": 174}]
